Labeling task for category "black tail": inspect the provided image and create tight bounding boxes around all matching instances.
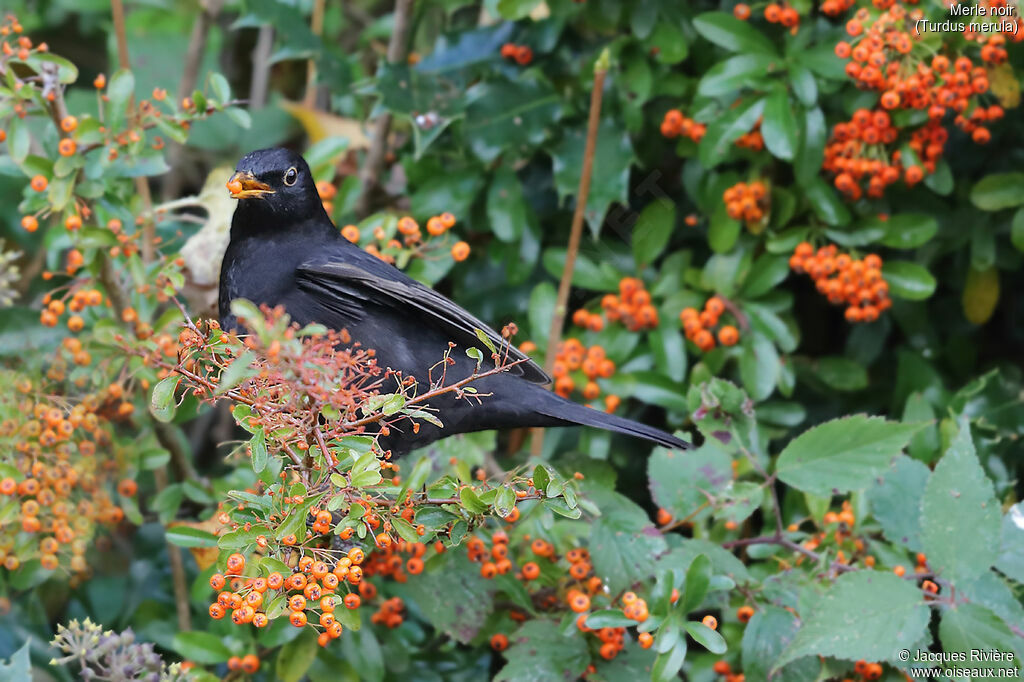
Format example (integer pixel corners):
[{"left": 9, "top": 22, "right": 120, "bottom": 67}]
[{"left": 533, "top": 387, "right": 689, "bottom": 450}]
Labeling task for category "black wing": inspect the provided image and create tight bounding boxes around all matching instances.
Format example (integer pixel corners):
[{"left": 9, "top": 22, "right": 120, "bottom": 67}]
[{"left": 295, "top": 253, "right": 551, "bottom": 385}]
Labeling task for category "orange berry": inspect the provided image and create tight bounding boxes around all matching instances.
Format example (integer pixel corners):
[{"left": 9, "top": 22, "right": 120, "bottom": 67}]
[
  {"left": 893, "top": 565, "right": 906, "bottom": 577},
  {"left": 289, "top": 611, "right": 307, "bottom": 627},
  {"left": 702, "top": 615, "right": 718, "bottom": 630},
  {"left": 451, "top": 241, "right": 470, "bottom": 262},
  {"left": 737, "top": 605, "right": 754, "bottom": 623},
  {"left": 58, "top": 138, "right": 77, "bottom": 156},
  {"left": 21, "top": 215, "right": 38, "bottom": 232},
  {"left": 30, "top": 175, "right": 47, "bottom": 192},
  {"left": 60, "top": 116, "right": 78, "bottom": 132},
  {"left": 240, "top": 654, "right": 259, "bottom": 673},
  {"left": 718, "top": 325, "right": 739, "bottom": 347},
  {"left": 93, "top": 73, "right": 106, "bottom": 88},
  {"left": 490, "top": 633, "right": 509, "bottom": 651},
  {"left": 65, "top": 214, "right": 82, "bottom": 231},
  {"left": 733, "top": 3, "right": 751, "bottom": 19}
]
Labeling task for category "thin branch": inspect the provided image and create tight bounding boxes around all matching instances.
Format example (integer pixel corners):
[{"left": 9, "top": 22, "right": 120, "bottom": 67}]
[
  {"left": 249, "top": 26, "right": 274, "bottom": 110},
  {"left": 153, "top": 467, "right": 192, "bottom": 632},
  {"left": 162, "top": 0, "right": 225, "bottom": 201},
  {"left": 110, "top": 0, "right": 157, "bottom": 263},
  {"left": 531, "top": 50, "right": 609, "bottom": 456},
  {"left": 303, "top": 0, "right": 326, "bottom": 109},
  {"left": 354, "top": 0, "right": 414, "bottom": 218}
]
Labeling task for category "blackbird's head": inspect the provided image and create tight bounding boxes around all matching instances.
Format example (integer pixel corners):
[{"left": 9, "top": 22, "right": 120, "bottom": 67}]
[{"left": 227, "top": 147, "right": 323, "bottom": 223}]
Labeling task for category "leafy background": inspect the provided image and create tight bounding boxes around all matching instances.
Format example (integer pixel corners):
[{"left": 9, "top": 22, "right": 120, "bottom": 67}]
[{"left": 0, "top": 0, "right": 1022, "bottom": 680}]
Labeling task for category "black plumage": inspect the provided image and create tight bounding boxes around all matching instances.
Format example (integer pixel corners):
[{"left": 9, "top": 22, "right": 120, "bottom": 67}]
[{"left": 219, "top": 147, "right": 688, "bottom": 454}]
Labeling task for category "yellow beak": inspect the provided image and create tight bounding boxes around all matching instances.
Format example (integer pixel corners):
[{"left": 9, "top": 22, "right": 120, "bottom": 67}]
[{"left": 227, "top": 171, "right": 274, "bottom": 199}]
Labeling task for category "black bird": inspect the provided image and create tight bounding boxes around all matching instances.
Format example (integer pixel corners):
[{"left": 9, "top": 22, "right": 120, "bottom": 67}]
[{"left": 219, "top": 148, "right": 688, "bottom": 454}]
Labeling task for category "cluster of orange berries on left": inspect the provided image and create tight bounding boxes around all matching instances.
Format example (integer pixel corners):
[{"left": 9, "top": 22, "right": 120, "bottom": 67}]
[
  {"left": 38, "top": 287, "right": 104, "bottom": 331},
  {"left": 523, "top": 337, "right": 619, "bottom": 411},
  {"left": 789, "top": 242, "right": 891, "bottom": 323},
  {"left": 500, "top": 43, "right": 533, "bottom": 65},
  {"left": 208, "top": 549, "right": 364, "bottom": 648},
  {"left": 0, "top": 379, "right": 135, "bottom": 579},
  {"left": 680, "top": 296, "right": 740, "bottom": 352}
]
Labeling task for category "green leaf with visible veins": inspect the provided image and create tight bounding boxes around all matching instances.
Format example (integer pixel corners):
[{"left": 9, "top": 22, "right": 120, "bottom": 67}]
[
  {"left": 920, "top": 416, "right": 1001, "bottom": 584},
  {"left": 776, "top": 415, "right": 923, "bottom": 496},
  {"left": 775, "top": 571, "right": 929, "bottom": 668}
]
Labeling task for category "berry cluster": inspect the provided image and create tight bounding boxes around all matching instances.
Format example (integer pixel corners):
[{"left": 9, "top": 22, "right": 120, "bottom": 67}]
[
  {"left": 827, "top": 5, "right": 1011, "bottom": 195},
  {"left": 789, "top": 242, "right": 890, "bottom": 323},
  {"left": 600, "top": 277, "right": 660, "bottom": 331},
  {"left": 764, "top": 2, "right": 801, "bottom": 31},
  {"left": 659, "top": 109, "right": 706, "bottom": 142},
  {"left": 722, "top": 181, "right": 769, "bottom": 225},
  {"left": 527, "top": 337, "right": 618, "bottom": 410},
  {"left": 226, "top": 655, "right": 261, "bottom": 674},
  {"left": 820, "top": 0, "right": 855, "bottom": 17},
  {"left": 0, "top": 378, "right": 135, "bottom": 580},
  {"left": 208, "top": 549, "right": 361, "bottom": 647},
  {"left": 680, "top": 296, "right": 740, "bottom": 352},
  {"left": 339, "top": 212, "right": 469, "bottom": 265},
  {"left": 500, "top": 43, "right": 533, "bottom": 65}
]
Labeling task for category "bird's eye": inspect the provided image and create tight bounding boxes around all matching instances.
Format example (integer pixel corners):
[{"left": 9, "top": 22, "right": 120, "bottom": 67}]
[{"left": 283, "top": 167, "right": 298, "bottom": 186}]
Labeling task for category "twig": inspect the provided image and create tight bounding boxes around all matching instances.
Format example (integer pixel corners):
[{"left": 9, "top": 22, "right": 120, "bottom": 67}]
[
  {"left": 162, "top": 0, "right": 225, "bottom": 201},
  {"left": 154, "top": 466, "right": 192, "bottom": 632},
  {"left": 304, "top": 0, "right": 326, "bottom": 109},
  {"left": 354, "top": 0, "right": 414, "bottom": 218},
  {"left": 110, "top": 0, "right": 156, "bottom": 263},
  {"left": 531, "top": 49, "right": 610, "bottom": 456},
  {"left": 249, "top": 26, "right": 275, "bottom": 110}
]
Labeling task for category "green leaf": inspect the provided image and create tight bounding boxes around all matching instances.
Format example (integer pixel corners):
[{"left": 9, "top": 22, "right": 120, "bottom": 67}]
[
  {"left": 697, "top": 54, "right": 776, "bottom": 97},
  {"left": 492, "top": 485, "right": 515, "bottom": 518},
  {"left": 682, "top": 554, "right": 712, "bottom": 612},
  {"left": 939, "top": 603, "right": 1024, "bottom": 676},
  {"left": 209, "top": 72, "right": 231, "bottom": 103},
  {"left": 463, "top": 78, "right": 561, "bottom": 164},
  {"left": 495, "top": 620, "right": 590, "bottom": 681},
  {"left": 795, "top": 107, "right": 826, "bottom": 186},
  {"left": 762, "top": 90, "right": 797, "bottom": 161},
  {"left": 1011, "top": 208, "right": 1024, "bottom": 252},
  {"left": 403, "top": 552, "right": 495, "bottom": 643},
  {"left": 970, "top": 172, "right": 1024, "bottom": 211},
  {"left": 742, "top": 606, "right": 820, "bottom": 682},
  {"left": 250, "top": 429, "right": 268, "bottom": 473},
  {"left": 741, "top": 253, "right": 790, "bottom": 299},
  {"left": 920, "top": 416, "right": 1001, "bottom": 584},
  {"left": 632, "top": 200, "right": 675, "bottom": 266},
  {"left": 551, "top": 118, "right": 634, "bottom": 235},
  {"left": 496, "top": 0, "right": 542, "bottom": 19},
  {"left": 459, "top": 487, "right": 488, "bottom": 514},
  {"left": 588, "top": 488, "right": 668, "bottom": 594},
  {"left": 686, "top": 622, "right": 727, "bottom": 654},
  {"left": 486, "top": 166, "right": 532, "bottom": 243},
  {"left": 7, "top": 117, "right": 29, "bottom": 163},
  {"left": 804, "top": 178, "right": 850, "bottom": 226},
  {"left": 996, "top": 503, "right": 1024, "bottom": 582},
  {"left": 107, "top": 69, "right": 135, "bottom": 119},
  {"left": 882, "top": 261, "right": 937, "bottom": 300},
  {"left": 699, "top": 97, "right": 766, "bottom": 168},
  {"left": 391, "top": 517, "right": 419, "bottom": 544},
  {"left": 276, "top": 628, "right": 318, "bottom": 682},
  {"left": 775, "top": 571, "right": 929, "bottom": 668},
  {"left": 646, "top": 22, "right": 689, "bottom": 64},
  {"left": 865, "top": 455, "right": 930, "bottom": 552},
  {"left": 776, "top": 415, "right": 923, "bottom": 496},
  {"left": 652, "top": 639, "right": 687, "bottom": 682},
  {"left": 149, "top": 375, "right": 179, "bottom": 423},
  {"left": 812, "top": 356, "right": 868, "bottom": 392},
  {"left": 738, "top": 332, "right": 779, "bottom": 401},
  {"left": 586, "top": 609, "right": 637, "bottom": 629},
  {"left": 216, "top": 350, "right": 258, "bottom": 394},
  {"left": 172, "top": 631, "right": 232, "bottom": 664},
  {"left": 789, "top": 65, "right": 817, "bottom": 106},
  {"left": 692, "top": 12, "right": 777, "bottom": 54},
  {"left": 876, "top": 214, "right": 938, "bottom": 249},
  {"left": 0, "top": 642, "right": 31, "bottom": 681},
  {"left": 165, "top": 525, "right": 219, "bottom": 548},
  {"left": 528, "top": 282, "right": 557, "bottom": 344}
]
